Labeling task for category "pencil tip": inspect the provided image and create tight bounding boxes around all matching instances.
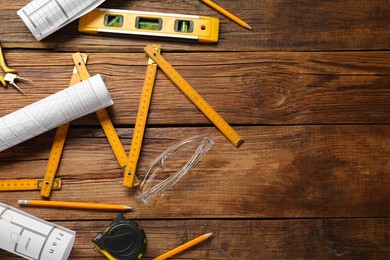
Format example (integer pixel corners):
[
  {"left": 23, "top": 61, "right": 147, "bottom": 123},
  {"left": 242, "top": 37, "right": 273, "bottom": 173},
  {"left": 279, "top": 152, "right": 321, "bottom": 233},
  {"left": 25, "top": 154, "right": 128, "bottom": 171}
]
[
  {"left": 124, "top": 206, "right": 134, "bottom": 211},
  {"left": 245, "top": 24, "right": 253, "bottom": 30},
  {"left": 205, "top": 232, "right": 213, "bottom": 238}
]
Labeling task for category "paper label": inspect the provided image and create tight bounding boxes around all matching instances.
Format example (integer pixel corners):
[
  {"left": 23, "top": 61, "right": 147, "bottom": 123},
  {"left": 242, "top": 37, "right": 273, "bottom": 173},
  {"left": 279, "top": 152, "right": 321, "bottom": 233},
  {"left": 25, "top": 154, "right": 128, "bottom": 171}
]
[{"left": 0, "top": 203, "right": 75, "bottom": 260}]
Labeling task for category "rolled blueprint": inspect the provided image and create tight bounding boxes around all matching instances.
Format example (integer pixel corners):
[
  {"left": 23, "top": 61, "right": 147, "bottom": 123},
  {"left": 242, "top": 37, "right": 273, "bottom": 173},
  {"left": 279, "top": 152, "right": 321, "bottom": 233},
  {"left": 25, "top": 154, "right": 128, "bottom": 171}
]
[
  {"left": 0, "top": 74, "right": 113, "bottom": 152},
  {"left": 17, "top": 0, "right": 105, "bottom": 41},
  {"left": 0, "top": 202, "right": 75, "bottom": 260}
]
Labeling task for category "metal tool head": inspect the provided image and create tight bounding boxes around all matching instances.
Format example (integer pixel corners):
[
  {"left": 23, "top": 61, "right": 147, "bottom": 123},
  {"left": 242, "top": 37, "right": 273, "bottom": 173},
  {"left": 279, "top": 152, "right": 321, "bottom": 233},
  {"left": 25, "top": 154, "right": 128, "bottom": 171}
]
[
  {"left": 3, "top": 73, "right": 29, "bottom": 94},
  {"left": 4, "top": 73, "right": 31, "bottom": 83}
]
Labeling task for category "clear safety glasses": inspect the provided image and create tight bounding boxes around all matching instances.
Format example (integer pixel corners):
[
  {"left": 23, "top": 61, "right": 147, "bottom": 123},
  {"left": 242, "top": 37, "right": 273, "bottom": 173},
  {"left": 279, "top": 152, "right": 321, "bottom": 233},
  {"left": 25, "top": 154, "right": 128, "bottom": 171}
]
[{"left": 135, "top": 135, "right": 215, "bottom": 204}]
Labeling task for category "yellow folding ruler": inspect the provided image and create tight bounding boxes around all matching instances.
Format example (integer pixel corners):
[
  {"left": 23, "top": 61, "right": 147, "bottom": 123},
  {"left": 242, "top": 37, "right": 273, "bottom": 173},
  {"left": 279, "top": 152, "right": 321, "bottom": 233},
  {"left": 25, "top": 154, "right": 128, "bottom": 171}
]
[
  {"left": 0, "top": 179, "right": 61, "bottom": 191},
  {"left": 40, "top": 54, "right": 88, "bottom": 197},
  {"left": 79, "top": 8, "right": 219, "bottom": 43},
  {"left": 71, "top": 53, "right": 129, "bottom": 170},
  {"left": 41, "top": 53, "right": 134, "bottom": 197},
  {"left": 123, "top": 44, "right": 243, "bottom": 187},
  {"left": 123, "top": 45, "right": 160, "bottom": 188}
]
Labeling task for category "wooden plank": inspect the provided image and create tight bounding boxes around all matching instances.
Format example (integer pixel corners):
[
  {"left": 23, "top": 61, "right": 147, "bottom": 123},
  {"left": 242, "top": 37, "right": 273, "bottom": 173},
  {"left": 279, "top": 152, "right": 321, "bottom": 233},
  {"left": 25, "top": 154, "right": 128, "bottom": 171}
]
[
  {"left": 0, "top": 218, "right": 388, "bottom": 259},
  {"left": 2, "top": 0, "right": 390, "bottom": 51},
  {"left": 0, "top": 51, "right": 389, "bottom": 125},
  {"left": 0, "top": 126, "right": 388, "bottom": 220},
  {"left": 0, "top": 2, "right": 388, "bottom": 259}
]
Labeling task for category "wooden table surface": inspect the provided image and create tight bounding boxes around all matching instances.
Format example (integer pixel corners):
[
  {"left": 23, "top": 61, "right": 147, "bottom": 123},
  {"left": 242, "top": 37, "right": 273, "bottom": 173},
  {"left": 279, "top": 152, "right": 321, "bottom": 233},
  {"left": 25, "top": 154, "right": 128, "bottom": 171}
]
[{"left": 0, "top": 0, "right": 389, "bottom": 259}]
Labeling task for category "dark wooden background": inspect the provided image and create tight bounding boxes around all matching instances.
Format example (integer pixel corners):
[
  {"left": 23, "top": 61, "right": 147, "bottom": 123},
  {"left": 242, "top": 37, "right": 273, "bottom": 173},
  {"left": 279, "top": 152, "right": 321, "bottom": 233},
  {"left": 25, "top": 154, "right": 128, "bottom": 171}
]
[{"left": 0, "top": 0, "right": 389, "bottom": 259}]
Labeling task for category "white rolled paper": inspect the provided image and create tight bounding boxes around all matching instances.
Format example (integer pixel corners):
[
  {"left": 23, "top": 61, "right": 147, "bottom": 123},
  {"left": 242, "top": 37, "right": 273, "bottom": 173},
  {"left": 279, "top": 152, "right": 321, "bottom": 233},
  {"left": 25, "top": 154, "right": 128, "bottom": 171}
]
[
  {"left": 0, "top": 74, "right": 113, "bottom": 152},
  {"left": 17, "top": 0, "right": 105, "bottom": 41}
]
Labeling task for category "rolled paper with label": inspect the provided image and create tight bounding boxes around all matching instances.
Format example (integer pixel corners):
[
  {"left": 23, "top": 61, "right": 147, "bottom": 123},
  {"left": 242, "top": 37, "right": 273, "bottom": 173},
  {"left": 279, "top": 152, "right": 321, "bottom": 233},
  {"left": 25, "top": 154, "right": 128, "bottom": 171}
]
[
  {"left": 17, "top": 0, "right": 106, "bottom": 41},
  {"left": 0, "top": 202, "right": 76, "bottom": 260},
  {"left": 0, "top": 74, "right": 113, "bottom": 152}
]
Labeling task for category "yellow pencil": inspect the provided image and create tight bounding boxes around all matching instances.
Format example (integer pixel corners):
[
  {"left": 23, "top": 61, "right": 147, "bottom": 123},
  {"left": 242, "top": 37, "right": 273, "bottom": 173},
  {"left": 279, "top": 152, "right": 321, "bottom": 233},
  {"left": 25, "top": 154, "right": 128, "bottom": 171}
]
[
  {"left": 200, "top": 0, "right": 252, "bottom": 30},
  {"left": 18, "top": 199, "right": 133, "bottom": 211},
  {"left": 153, "top": 232, "right": 212, "bottom": 260}
]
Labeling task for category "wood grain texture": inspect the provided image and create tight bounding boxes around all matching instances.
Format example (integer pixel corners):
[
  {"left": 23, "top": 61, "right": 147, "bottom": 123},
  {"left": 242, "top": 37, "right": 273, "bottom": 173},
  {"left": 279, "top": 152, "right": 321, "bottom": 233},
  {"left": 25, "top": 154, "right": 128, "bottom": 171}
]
[
  {"left": 1, "top": 0, "right": 390, "bottom": 51},
  {"left": 0, "top": 126, "right": 388, "bottom": 220},
  {"left": 0, "top": 218, "right": 389, "bottom": 259},
  {"left": 0, "top": 51, "right": 388, "bottom": 125},
  {"left": 0, "top": 0, "right": 388, "bottom": 259}
]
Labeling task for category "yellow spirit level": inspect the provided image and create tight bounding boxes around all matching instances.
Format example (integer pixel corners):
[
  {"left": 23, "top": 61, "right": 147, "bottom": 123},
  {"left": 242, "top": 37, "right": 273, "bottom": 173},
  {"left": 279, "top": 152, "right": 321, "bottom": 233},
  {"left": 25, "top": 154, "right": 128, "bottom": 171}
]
[{"left": 79, "top": 8, "right": 219, "bottom": 43}]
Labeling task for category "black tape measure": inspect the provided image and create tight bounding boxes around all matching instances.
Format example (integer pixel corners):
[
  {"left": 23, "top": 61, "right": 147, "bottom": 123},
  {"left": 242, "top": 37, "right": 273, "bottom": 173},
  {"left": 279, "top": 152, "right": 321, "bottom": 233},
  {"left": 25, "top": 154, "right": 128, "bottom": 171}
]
[{"left": 92, "top": 214, "right": 147, "bottom": 260}]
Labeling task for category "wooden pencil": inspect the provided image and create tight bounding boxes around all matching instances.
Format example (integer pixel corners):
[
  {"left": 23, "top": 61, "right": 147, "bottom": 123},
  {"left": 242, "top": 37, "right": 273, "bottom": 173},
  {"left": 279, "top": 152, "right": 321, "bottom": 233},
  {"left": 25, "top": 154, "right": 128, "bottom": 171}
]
[
  {"left": 200, "top": 0, "right": 253, "bottom": 30},
  {"left": 153, "top": 232, "right": 212, "bottom": 260},
  {"left": 18, "top": 199, "right": 133, "bottom": 211}
]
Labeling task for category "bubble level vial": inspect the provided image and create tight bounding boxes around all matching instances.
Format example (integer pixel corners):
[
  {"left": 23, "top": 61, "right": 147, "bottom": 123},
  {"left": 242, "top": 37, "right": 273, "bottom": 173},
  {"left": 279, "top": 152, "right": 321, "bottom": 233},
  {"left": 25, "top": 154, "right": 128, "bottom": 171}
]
[{"left": 79, "top": 8, "right": 219, "bottom": 43}]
